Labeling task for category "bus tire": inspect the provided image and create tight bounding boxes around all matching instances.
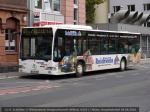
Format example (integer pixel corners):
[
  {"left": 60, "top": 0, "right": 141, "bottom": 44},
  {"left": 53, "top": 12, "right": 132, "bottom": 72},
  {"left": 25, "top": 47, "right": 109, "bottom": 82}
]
[
  {"left": 120, "top": 59, "right": 126, "bottom": 71},
  {"left": 76, "top": 62, "right": 84, "bottom": 77}
]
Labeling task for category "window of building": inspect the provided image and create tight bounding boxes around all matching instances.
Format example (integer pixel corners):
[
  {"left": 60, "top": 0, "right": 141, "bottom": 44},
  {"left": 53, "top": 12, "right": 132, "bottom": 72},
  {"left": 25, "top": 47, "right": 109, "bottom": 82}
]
[
  {"left": 74, "top": 4, "right": 78, "bottom": 24},
  {"left": 144, "top": 22, "right": 150, "bottom": 27},
  {"left": 44, "top": 0, "right": 60, "bottom": 12},
  {"left": 128, "top": 5, "right": 135, "bottom": 11},
  {"left": 144, "top": 3, "right": 150, "bottom": 11},
  {"left": 0, "top": 18, "right": 2, "bottom": 30},
  {"left": 35, "top": 0, "right": 42, "bottom": 9},
  {"left": 74, "top": 0, "right": 78, "bottom": 5},
  {"left": 5, "top": 29, "right": 16, "bottom": 51},
  {"left": 74, "top": 8, "right": 78, "bottom": 21},
  {"left": 44, "top": 0, "right": 52, "bottom": 11},
  {"left": 113, "top": 6, "right": 121, "bottom": 13},
  {"left": 53, "top": 0, "right": 60, "bottom": 11}
]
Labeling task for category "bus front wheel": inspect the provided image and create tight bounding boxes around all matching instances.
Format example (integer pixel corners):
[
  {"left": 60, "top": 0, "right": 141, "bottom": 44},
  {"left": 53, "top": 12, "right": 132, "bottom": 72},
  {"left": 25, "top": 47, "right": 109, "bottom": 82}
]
[
  {"left": 120, "top": 59, "right": 126, "bottom": 71},
  {"left": 76, "top": 62, "right": 85, "bottom": 77}
]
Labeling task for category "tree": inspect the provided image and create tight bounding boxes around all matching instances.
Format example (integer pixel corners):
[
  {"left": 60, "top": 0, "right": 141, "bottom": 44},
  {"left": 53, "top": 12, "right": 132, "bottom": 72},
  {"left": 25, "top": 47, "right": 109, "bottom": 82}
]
[{"left": 86, "top": 0, "right": 105, "bottom": 23}]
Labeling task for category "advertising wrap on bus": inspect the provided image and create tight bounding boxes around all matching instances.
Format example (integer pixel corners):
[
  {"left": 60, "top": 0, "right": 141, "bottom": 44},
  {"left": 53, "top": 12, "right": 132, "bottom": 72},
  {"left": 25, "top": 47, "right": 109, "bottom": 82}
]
[
  {"left": 96, "top": 57, "right": 114, "bottom": 64},
  {"left": 19, "top": 25, "right": 141, "bottom": 77}
]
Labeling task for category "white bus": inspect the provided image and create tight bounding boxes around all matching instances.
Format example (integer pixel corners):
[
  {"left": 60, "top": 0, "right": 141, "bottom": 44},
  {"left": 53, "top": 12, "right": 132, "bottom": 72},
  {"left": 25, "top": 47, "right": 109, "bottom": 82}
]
[{"left": 19, "top": 25, "right": 141, "bottom": 77}]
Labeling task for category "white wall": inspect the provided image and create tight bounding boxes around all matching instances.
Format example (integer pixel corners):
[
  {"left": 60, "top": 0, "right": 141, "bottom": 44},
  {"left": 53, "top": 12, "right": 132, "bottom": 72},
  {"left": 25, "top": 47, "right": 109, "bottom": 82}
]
[{"left": 94, "top": 0, "right": 109, "bottom": 24}]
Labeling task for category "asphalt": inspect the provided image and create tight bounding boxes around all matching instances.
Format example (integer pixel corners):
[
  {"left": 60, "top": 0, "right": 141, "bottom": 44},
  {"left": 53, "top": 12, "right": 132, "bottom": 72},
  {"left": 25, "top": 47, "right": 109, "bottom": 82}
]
[{"left": 0, "top": 58, "right": 150, "bottom": 80}]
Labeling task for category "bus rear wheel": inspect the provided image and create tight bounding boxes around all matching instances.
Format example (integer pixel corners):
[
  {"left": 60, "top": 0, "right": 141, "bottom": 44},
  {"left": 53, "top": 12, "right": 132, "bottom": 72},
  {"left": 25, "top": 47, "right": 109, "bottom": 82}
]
[
  {"left": 120, "top": 59, "right": 126, "bottom": 71},
  {"left": 76, "top": 62, "right": 85, "bottom": 77}
]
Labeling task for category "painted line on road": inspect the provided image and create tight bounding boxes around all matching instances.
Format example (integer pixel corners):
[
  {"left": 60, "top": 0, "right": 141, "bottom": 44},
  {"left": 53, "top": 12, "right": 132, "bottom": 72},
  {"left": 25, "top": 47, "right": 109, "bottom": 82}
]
[
  {"left": 0, "top": 84, "right": 60, "bottom": 96},
  {"left": 0, "top": 81, "right": 54, "bottom": 85},
  {"left": 95, "top": 77, "right": 106, "bottom": 81},
  {"left": 0, "top": 76, "right": 19, "bottom": 80},
  {"left": 146, "top": 71, "right": 150, "bottom": 74},
  {"left": 94, "top": 75, "right": 107, "bottom": 79},
  {"left": 20, "top": 90, "right": 31, "bottom": 93},
  {"left": 131, "top": 73, "right": 140, "bottom": 76},
  {"left": 107, "top": 73, "right": 118, "bottom": 76},
  {"left": 115, "top": 75, "right": 124, "bottom": 78}
]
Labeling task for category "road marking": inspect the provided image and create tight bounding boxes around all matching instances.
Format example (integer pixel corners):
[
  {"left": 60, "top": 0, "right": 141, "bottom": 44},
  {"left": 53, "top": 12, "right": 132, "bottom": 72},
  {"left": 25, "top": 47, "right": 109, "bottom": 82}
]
[
  {"left": 94, "top": 75, "right": 108, "bottom": 79},
  {"left": 131, "top": 73, "right": 140, "bottom": 76},
  {"left": 8, "top": 91, "right": 19, "bottom": 94},
  {"left": 115, "top": 75, "right": 124, "bottom": 78},
  {"left": 0, "top": 84, "right": 60, "bottom": 96},
  {"left": 21, "top": 90, "right": 31, "bottom": 93},
  {"left": 107, "top": 73, "right": 118, "bottom": 76},
  {"left": 146, "top": 71, "right": 150, "bottom": 74},
  {"left": 95, "top": 77, "right": 106, "bottom": 80}
]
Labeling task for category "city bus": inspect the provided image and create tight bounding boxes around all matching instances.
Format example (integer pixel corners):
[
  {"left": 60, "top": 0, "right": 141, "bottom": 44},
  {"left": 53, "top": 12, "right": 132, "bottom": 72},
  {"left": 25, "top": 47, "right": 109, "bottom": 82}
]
[{"left": 19, "top": 25, "right": 141, "bottom": 77}]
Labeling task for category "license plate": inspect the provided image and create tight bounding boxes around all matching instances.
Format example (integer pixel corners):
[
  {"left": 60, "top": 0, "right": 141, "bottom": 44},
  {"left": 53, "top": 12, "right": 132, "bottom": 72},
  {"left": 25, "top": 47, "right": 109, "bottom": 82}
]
[{"left": 31, "top": 70, "right": 39, "bottom": 74}]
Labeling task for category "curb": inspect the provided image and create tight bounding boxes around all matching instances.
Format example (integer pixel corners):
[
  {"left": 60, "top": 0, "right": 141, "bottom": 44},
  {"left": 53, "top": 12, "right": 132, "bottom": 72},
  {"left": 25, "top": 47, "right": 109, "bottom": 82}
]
[
  {"left": 0, "top": 76, "right": 19, "bottom": 80},
  {"left": 140, "top": 59, "right": 150, "bottom": 64},
  {"left": 0, "top": 72, "right": 20, "bottom": 80}
]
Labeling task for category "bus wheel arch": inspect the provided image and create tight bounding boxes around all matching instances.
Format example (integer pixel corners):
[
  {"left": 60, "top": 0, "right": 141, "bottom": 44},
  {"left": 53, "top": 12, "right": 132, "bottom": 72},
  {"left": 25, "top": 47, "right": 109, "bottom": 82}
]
[
  {"left": 120, "top": 57, "right": 127, "bottom": 71},
  {"left": 75, "top": 60, "right": 86, "bottom": 77}
]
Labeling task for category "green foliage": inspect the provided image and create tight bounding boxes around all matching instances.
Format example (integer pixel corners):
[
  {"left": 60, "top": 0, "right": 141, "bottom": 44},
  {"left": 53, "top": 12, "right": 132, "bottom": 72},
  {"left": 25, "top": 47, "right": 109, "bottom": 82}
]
[{"left": 86, "top": 0, "right": 105, "bottom": 23}]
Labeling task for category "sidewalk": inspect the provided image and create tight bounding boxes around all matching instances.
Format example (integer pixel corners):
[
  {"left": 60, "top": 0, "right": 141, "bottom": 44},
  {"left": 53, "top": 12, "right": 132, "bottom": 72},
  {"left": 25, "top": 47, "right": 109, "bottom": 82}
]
[
  {"left": 140, "top": 58, "right": 150, "bottom": 64},
  {"left": 0, "top": 59, "right": 150, "bottom": 80}
]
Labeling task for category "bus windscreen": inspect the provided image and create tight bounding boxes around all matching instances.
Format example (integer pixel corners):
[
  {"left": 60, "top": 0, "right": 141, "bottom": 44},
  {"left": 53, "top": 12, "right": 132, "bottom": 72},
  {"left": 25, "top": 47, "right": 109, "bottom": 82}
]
[{"left": 20, "top": 28, "right": 53, "bottom": 60}]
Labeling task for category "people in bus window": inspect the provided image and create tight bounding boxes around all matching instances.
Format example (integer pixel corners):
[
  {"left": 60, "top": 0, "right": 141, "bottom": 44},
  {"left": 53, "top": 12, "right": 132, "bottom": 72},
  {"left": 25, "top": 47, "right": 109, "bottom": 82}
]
[
  {"left": 92, "top": 46, "right": 98, "bottom": 55},
  {"left": 124, "top": 44, "right": 128, "bottom": 53},
  {"left": 65, "top": 45, "right": 71, "bottom": 56},
  {"left": 119, "top": 42, "right": 128, "bottom": 54}
]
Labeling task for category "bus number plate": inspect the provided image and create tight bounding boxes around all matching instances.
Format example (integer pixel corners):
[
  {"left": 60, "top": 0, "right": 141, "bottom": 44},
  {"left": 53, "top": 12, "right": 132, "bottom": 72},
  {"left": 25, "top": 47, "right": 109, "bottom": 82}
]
[{"left": 31, "top": 70, "right": 39, "bottom": 74}]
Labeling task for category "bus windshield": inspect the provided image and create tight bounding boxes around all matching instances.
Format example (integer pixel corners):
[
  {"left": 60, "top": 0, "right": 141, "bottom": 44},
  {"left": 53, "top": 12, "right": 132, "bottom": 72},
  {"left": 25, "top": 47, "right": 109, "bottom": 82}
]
[{"left": 20, "top": 28, "right": 53, "bottom": 60}]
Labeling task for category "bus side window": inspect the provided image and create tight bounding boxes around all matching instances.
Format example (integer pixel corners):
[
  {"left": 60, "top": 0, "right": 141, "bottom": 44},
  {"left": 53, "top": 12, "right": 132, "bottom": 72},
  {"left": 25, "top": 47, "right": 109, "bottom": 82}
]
[
  {"left": 65, "top": 45, "right": 71, "bottom": 56},
  {"left": 118, "top": 38, "right": 129, "bottom": 54},
  {"left": 101, "top": 38, "right": 108, "bottom": 54},
  {"left": 53, "top": 37, "right": 64, "bottom": 61},
  {"left": 77, "top": 38, "right": 83, "bottom": 56},
  {"left": 118, "top": 44, "right": 124, "bottom": 54},
  {"left": 53, "top": 46, "right": 65, "bottom": 61}
]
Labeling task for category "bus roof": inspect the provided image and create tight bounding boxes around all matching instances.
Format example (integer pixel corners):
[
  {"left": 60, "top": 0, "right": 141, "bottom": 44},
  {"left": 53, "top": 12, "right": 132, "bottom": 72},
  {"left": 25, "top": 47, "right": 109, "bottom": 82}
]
[
  {"left": 92, "top": 29, "right": 141, "bottom": 35},
  {"left": 23, "top": 24, "right": 140, "bottom": 35},
  {"left": 45, "top": 24, "right": 93, "bottom": 30},
  {"left": 24, "top": 24, "right": 93, "bottom": 30}
]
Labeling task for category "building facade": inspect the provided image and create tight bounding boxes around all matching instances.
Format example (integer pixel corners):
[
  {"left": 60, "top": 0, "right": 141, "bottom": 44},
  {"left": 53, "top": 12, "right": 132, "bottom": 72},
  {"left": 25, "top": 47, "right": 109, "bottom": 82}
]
[
  {"left": 0, "top": 0, "right": 85, "bottom": 71},
  {"left": 29, "top": 0, "right": 86, "bottom": 26},
  {"left": 95, "top": 0, "right": 150, "bottom": 27},
  {"left": 109, "top": 0, "right": 150, "bottom": 27},
  {"left": 95, "top": 0, "right": 109, "bottom": 24},
  {"left": 107, "top": 0, "right": 150, "bottom": 58},
  {"left": 0, "top": 0, "right": 27, "bottom": 69},
  {"left": 93, "top": 0, "right": 150, "bottom": 58}
]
